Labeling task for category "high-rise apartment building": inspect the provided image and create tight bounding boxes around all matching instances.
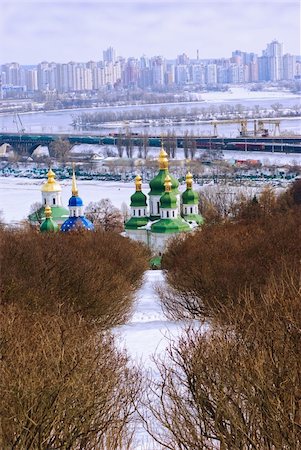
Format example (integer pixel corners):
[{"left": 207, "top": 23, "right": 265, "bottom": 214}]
[
  {"left": 103, "top": 47, "right": 116, "bottom": 64},
  {"left": 263, "top": 40, "right": 283, "bottom": 81},
  {"left": 206, "top": 64, "right": 217, "bottom": 84},
  {"left": 151, "top": 56, "right": 165, "bottom": 86},
  {"left": 283, "top": 53, "right": 296, "bottom": 80}
]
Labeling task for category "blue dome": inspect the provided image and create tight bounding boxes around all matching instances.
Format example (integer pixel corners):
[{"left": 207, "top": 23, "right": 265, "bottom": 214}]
[
  {"left": 61, "top": 216, "right": 94, "bottom": 232},
  {"left": 68, "top": 195, "right": 83, "bottom": 207}
]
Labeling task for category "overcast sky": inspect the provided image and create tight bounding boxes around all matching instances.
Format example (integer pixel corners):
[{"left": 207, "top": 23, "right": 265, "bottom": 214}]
[{"left": 0, "top": 0, "right": 300, "bottom": 64}]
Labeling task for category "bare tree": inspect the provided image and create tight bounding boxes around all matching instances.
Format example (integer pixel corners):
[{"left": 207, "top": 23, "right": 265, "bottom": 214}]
[
  {"left": 0, "top": 307, "right": 141, "bottom": 450},
  {"left": 144, "top": 268, "right": 301, "bottom": 450},
  {"left": 183, "top": 130, "right": 189, "bottom": 159},
  {"left": 85, "top": 198, "right": 124, "bottom": 232},
  {"left": 49, "top": 137, "right": 72, "bottom": 163},
  {"left": 29, "top": 201, "right": 43, "bottom": 224},
  {"left": 0, "top": 228, "right": 149, "bottom": 327},
  {"left": 143, "top": 132, "right": 149, "bottom": 159}
]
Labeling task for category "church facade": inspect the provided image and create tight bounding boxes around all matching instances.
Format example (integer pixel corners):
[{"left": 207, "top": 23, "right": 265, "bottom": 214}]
[{"left": 125, "top": 146, "right": 204, "bottom": 252}]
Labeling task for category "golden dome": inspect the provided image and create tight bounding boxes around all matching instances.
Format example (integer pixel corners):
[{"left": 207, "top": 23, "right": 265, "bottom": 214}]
[
  {"left": 44, "top": 205, "right": 52, "bottom": 218},
  {"left": 41, "top": 169, "right": 62, "bottom": 193},
  {"left": 135, "top": 175, "right": 142, "bottom": 192},
  {"left": 186, "top": 172, "right": 193, "bottom": 189},
  {"left": 164, "top": 174, "right": 172, "bottom": 192},
  {"left": 158, "top": 144, "right": 168, "bottom": 170}
]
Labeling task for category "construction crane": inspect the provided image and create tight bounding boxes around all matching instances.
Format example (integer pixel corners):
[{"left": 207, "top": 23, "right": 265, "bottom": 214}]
[
  {"left": 254, "top": 119, "right": 281, "bottom": 137},
  {"left": 209, "top": 119, "right": 248, "bottom": 137},
  {"left": 13, "top": 112, "right": 25, "bottom": 134}
]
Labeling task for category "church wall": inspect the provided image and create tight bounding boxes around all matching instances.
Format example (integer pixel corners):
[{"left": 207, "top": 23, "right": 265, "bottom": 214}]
[
  {"left": 150, "top": 232, "right": 173, "bottom": 253},
  {"left": 183, "top": 204, "right": 198, "bottom": 215},
  {"left": 160, "top": 208, "right": 178, "bottom": 219},
  {"left": 126, "top": 229, "right": 149, "bottom": 246},
  {"left": 149, "top": 195, "right": 161, "bottom": 216},
  {"left": 42, "top": 191, "right": 62, "bottom": 207}
]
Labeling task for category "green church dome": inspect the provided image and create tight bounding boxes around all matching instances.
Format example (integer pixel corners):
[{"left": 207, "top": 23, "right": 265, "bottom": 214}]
[
  {"left": 182, "top": 172, "right": 199, "bottom": 205},
  {"left": 40, "top": 206, "right": 59, "bottom": 233},
  {"left": 151, "top": 218, "right": 191, "bottom": 234},
  {"left": 149, "top": 147, "right": 179, "bottom": 196},
  {"left": 149, "top": 170, "right": 179, "bottom": 196},
  {"left": 125, "top": 216, "right": 149, "bottom": 230},
  {"left": 160, "top": 191, "right": 177, "bottom": 209},
  {"left": 130, "top": 191, "right": 147, "bottom": 207},
  {"left": 182, "top": 189, "right": 199, "bottom": 205},
  {"left": 130, "top": 175, "right": 148, "bottom": 207}
]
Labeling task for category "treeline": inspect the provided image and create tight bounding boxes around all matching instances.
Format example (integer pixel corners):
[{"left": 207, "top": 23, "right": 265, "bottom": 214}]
[
  {"left": 0, "top": 229, "right": 149, "bottom": 449},
  {"left": 73, "top": 101, "right": 301, "bottom": 128},
  {"left": 145, "top": 180, "right": 301, "bottom": 449}
]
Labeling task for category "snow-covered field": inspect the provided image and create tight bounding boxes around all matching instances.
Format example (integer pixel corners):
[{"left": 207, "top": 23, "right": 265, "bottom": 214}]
[
  {"left": 0, "top": 178, "right": 140, "bottom": 223},
  {"left": 197, "top": 86, "right": 301, "bottom": 102}
]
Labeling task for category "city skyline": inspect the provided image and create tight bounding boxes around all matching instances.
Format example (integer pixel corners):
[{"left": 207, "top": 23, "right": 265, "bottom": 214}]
[{"left": 1, "top": 0, "right": 300, "bottom": 64}]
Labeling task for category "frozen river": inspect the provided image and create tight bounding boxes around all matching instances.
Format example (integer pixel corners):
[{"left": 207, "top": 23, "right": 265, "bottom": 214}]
[{"left": 1, "top": 87, "right": 300, "bottom": 136}]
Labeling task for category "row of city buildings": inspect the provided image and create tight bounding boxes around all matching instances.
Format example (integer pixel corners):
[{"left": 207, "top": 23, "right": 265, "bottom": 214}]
[{"left": 1, "top": 41, "right": 300, "bottom": 97}]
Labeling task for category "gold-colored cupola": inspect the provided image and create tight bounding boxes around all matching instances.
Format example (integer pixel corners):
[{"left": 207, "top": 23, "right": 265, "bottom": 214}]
[
  {"left": 164, "top": 175, "right": 172, "bottom": 192},
  {"left": 41, "top": 169, "right": 62, "bottom": 193},
  {"left": 72, "top": 165, "right": 78, "bottom": 196},
  {"left": 186, "top": 172, "right": 193, "bottom": 189},
  {"left": 135, "top": 175, "right": 142, "bottom": 191},
  {"left": 158, "top": 143, "right": 168, "bottom": 170},
  {"left": 44, "top": 205, "right": 52, "bottom": 218}
]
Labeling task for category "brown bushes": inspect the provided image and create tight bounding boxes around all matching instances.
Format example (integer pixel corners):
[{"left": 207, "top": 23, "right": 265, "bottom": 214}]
[
  {"left": 0, "top": 228, "right": 149, "bottom": 327},
  {"left": 149, "top": 182, "right": 301, "bottom": 449},
  {"left": 162, "top": 205, "right": 300, "bottom": 322},
  {"left": 0, "top": 307, "right": 139, "bottom": 449},
  {"left": 145, "top": 271, "right": 301, "bottom": 450},
  {"left": 0, "top": 228, "right": 149, "bottom": 448}
]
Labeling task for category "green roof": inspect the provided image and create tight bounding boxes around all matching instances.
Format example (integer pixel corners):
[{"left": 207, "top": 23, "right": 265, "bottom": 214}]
[
  {"left": 149, "top": 169, "right": 179, "bottom": 196},
  {"left": 160, "top": 191, "right": 177, "bottom": 209},
  {"left": 40, "top": 217, "right": 59, "bottom": 233},
  {"left": 182, "top": 188, "right": 199, "bottom": 205},
  {"left": 130, "top": 191, "right": 147, "bottom": 207},
  {"left": 182, "top": 213, "right": 205, "bottom": 225},
  {"left": 29, "top": 205, "right": 69, "bottom": 224},
  {"left": 149, "top": 256, "right": 162, "bottom": 269},
  {"left": 125, "top": 216, "right": 149, "bottom": 230},
  {"left": 151, "top": 218, "right": 191, "bottom": 234}
]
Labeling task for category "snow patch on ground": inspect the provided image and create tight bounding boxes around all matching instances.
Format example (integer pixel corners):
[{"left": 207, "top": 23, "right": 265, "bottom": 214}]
[
  {"left": 114, "top": 270, "right": 185, "bottom": 449},
  {"left": 115, "top": 270, "right": 183, "bottom": 369}
]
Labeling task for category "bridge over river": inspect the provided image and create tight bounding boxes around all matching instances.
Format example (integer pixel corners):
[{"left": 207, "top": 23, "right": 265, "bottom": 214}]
[{"left": 0, "top": 132, "right": 300, "bottom": 154}]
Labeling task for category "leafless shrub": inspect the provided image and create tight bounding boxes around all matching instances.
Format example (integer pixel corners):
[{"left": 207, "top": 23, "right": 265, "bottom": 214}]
[
  {"left": 85, "top": 198, "right": 124, "bottom": 232},
  {"left": 0, "top": 228, "right": 149, "bottom": 328},
  {"left": 0, "top": 306, "right": 140, "bottom": 449},
  {"left": 144, "top": 270, "right": 301, "bottom": 450}
]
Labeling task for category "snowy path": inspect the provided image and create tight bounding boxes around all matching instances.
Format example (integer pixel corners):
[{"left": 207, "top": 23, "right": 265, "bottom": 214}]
[
  {"left": 114, "top": 270, "right": 184, "bottom": 449},
  {"left": 115, "top": 270, "right": 183, "bottom": 369}
]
